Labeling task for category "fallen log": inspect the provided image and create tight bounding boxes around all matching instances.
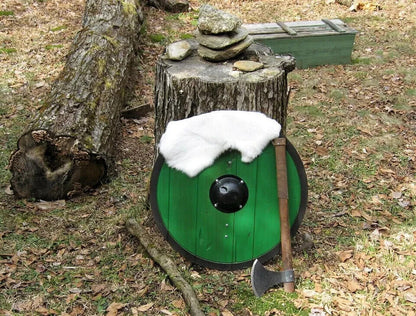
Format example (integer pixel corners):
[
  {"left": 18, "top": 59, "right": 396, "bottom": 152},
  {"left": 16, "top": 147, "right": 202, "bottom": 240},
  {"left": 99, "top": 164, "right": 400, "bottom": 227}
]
[
  {"left": 126, "top": 218, "right": 204, "bottom": 316},
  {"left": 9, "top": 0, "right": 144, "bottom": 201}
]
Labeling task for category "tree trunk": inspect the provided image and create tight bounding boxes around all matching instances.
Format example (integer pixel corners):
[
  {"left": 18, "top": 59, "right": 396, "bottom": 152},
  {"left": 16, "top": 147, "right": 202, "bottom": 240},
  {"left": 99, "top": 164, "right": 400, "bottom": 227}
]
[
  {"left": 147, "top": 0, "right": 189, "bottom": 12},
  {"left": 9, "top": 0, "right": 144, "bottom": 201},
  {"left": 153, "top": 41, "right": 295, "bottom": 144}
]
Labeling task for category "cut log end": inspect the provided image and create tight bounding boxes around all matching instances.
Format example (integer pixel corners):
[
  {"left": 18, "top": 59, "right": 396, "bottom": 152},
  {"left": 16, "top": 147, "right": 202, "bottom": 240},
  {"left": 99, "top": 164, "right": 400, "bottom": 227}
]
[{"left": 9, "top": 130, "right": 106, "bottom": 201}]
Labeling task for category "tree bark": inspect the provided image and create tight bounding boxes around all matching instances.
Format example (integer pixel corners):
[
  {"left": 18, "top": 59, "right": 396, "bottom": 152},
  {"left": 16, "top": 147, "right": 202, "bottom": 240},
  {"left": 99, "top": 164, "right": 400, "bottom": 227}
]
[
  {"left": 126, "top": 218, "right": 204, "bottom": 316},
  {"left": 147, "top": 0, "right": 189, "bottom": 12},
  {"left": 153, "top": 41, "right": 295, "bottom": 144},
  {"left": 9, "top": 0, "right": 144, "bottom": 201}
]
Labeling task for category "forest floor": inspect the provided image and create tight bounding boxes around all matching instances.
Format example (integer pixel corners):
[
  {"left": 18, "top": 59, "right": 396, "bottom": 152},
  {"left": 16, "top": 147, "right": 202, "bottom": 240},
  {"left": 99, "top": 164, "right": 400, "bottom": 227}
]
[{"left": 1, "top": 0, "right": 415, "bottom": 315}]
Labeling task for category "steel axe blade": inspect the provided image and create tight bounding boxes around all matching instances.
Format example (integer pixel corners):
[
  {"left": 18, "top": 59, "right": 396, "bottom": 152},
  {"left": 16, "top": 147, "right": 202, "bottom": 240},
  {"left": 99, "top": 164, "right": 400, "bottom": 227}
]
[
  {"left": 251, "top": 260, "right": 295, "bottom": 297},
  {"left": 251, "top": 137, "right": 296, "bottom": 297}
]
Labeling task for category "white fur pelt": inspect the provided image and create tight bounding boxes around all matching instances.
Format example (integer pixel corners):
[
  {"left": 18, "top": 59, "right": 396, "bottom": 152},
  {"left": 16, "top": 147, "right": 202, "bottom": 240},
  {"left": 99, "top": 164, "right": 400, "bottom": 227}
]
[{"left": 158, "top": 110, "right": 281, "bottom": 177}]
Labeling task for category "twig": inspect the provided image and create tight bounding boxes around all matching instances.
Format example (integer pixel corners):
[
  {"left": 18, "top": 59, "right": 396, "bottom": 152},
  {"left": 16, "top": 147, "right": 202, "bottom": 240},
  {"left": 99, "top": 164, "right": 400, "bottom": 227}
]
[{"left": 126, "top": 218, "right": 204, "bottom": 316}]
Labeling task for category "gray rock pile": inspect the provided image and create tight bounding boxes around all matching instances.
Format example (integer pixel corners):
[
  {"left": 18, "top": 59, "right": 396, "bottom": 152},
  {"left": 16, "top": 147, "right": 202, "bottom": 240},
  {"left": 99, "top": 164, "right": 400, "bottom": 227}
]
[
  {"left": 164, "top": 4, "right": 260, "bottom": 66},
  {"left": 195, "top": 4, "right": 253, "bottom": 62}
]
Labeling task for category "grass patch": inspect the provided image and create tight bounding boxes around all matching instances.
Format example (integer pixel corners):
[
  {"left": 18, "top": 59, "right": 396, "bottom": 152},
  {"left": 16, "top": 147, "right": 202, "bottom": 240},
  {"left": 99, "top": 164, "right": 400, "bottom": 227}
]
[
  {"left": 0, "top": 10, "right": 14, "bottom": 16},
  {"left": 294, "top": 103, "right": 325, "bottom": 117},
  {"left": 45, "top": 44, "right": 63, "bottom": 50},
  {"left": 50, "top": 25, "right": 67, "bottom": 32},
  {"left": 392, "top": 95, "right": 414, "bottom": 111},
  {"left": 3, "top": 232, "right": 51, "bottom": 251},
  {"left": 95, "top": 297, "right": 110, "bottom": 314},
  {"left": 167, "top": 11, "right": 198, "bottom": 25},
  {"left": 179, "top": 33, "right": 193, "bottom": 40},
  {"left": 395, "top": 42, "right": 415, "bottom": 56},
  {"left": 329, "top": 88, "right": 347, "bottom": 101},
  {"left": 149, "top": 33, "right": 166, "bottom": 43},
  {"left": 352, "top": 71, "right": 368, "bottom": 80},
  {"left": 0, "top": 47, "right": 17, "bottom": 54},
  {"left": 405, "top": 88, "right": 416, "bottom": 96},
  {"left": 352, "top": 56, "right": 372, "bottom": 65},
  {"left": 232, "top": 283, "right": 308, "bottom": 315},
  {"left": 140, "top": 134, "right": 153, "bottom": 144}
]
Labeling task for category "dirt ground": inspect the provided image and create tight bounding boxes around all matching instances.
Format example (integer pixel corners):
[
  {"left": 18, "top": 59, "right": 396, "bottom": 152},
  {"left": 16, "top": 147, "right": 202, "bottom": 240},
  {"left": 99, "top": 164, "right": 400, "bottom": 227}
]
[{"left": 1, "top": 0, "right": 415, "bottom": 315}]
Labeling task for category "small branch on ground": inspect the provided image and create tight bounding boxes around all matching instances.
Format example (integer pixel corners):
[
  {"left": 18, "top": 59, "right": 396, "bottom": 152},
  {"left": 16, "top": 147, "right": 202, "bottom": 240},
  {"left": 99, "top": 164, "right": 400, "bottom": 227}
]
[{"left": 126, "top": 218, "right": 204, "bottom": 316}]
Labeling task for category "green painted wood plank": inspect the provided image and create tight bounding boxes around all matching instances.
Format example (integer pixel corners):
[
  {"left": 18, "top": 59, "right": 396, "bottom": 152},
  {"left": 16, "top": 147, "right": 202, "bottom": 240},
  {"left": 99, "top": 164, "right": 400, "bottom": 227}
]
[
  {"left": 166, "top": 167, "right": 198, "bottom": 254},
  {"left": 195, "top": 152, "right": 237, "bottom": 263},
  {"left": 157, "top": 164, "right": 171, "bottom": 227},
  {"left": 233, "top": 156, "right": 258, "bottom": 263},
  {"left": 252, "top": 144, "right": 280, "bottom": 258}
]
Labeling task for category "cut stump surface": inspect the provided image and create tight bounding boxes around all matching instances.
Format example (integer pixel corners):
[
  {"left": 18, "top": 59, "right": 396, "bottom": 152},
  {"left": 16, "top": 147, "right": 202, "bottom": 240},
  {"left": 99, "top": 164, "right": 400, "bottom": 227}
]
[{"left": 154, "top": 41, "right": 295, "bottom": 144}]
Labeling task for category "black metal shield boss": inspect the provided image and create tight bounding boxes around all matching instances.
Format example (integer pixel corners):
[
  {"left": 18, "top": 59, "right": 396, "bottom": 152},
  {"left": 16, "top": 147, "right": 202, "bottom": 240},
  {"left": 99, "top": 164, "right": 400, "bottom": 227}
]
[{"left": 209, "top": 175, "right": 249, "bottom": 213}]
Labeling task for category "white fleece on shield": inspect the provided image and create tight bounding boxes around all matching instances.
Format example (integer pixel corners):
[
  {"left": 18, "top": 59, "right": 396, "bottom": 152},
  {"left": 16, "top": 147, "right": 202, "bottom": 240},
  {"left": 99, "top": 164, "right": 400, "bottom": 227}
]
[{"left": 158, "top": 110, "right": 281, "bottom": 177}]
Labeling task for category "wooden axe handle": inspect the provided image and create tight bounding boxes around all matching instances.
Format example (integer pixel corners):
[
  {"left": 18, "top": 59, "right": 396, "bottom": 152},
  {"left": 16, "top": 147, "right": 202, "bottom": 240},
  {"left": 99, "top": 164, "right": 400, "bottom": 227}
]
[{"left": 273, "top": 137, "right": 295, "bottom": 292}]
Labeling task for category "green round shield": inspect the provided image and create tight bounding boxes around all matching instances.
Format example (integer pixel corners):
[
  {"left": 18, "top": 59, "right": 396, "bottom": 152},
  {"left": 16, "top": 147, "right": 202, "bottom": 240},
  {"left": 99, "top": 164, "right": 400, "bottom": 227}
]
[{"left": 150, "top": 139, "right": 307, "bottom": 270}]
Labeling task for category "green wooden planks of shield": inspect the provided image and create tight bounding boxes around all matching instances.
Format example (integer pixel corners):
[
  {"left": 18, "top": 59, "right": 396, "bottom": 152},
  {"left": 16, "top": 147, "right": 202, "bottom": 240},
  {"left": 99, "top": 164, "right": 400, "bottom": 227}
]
[{"left": 150, "top": 139, "right": 307, "bottom": 269}]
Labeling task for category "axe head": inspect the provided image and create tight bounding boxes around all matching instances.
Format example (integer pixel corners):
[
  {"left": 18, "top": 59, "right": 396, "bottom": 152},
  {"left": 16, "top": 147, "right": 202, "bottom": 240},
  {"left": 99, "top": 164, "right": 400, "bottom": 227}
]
[{"left": 251, "top": 259, "right": 295, "bottom": 297}]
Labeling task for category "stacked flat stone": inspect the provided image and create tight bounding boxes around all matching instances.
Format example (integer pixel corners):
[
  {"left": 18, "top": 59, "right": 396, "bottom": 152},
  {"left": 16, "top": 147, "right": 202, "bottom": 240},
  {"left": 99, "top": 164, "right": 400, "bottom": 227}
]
[
  {"left": 196, "top": 4, "right": 253, "bottom": 62},
  {"left": 165, "top": 40, "right": 193, "bottom": 61}
]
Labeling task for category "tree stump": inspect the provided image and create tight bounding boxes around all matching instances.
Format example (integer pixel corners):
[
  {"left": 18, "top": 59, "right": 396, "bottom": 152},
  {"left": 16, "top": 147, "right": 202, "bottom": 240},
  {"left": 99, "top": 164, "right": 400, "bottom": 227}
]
[
  {"left": 154, "top": 41, "right": 296, "bottom": 144},
  {"left": 9, "top": 0, "right": 144, "bottom": 201}
]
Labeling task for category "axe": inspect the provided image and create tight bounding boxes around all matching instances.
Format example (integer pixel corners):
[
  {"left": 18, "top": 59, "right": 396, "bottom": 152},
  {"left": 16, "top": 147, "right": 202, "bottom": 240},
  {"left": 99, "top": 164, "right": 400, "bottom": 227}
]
[{"left": 251, "top": 137, "right": 295, "bottom": 297}]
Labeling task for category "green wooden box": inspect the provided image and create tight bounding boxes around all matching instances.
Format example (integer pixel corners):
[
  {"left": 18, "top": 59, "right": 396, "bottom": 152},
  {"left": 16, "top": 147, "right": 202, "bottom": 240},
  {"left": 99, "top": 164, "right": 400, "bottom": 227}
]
[{"left": 243, "top": 19, "right": 358, "bottom": 68}]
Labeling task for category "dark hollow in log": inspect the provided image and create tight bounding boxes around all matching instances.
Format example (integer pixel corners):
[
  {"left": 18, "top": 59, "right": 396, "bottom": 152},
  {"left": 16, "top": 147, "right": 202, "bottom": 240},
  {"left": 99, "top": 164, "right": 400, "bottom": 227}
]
[
  {"left": 153, "top": 41, "right": 296, "bottom": 144},
  {"left": 10, "top": 130, "right": 106, "bottom": 200},
  {"left": 9, "top": 0, "right": 144, "bottom": 201},
  {"left": 147, "top": 0, "right": 189, "bottom": 12}
]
